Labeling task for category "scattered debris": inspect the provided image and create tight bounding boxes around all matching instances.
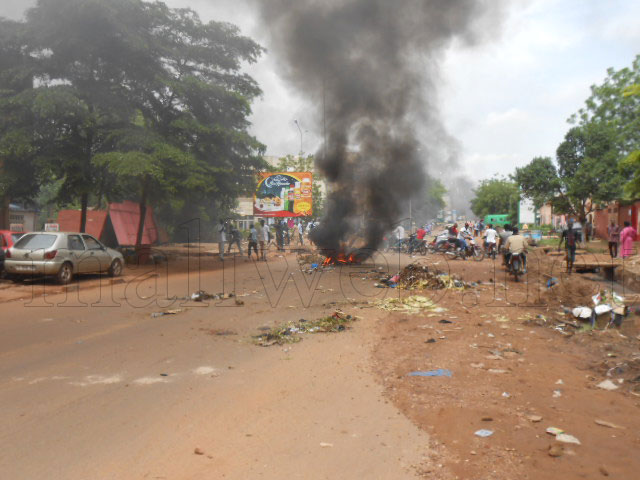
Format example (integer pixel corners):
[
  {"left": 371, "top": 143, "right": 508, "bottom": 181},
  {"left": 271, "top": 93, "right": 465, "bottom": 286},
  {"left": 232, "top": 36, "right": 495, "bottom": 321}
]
[
  {"left": 407, "top": 369, "right": 452, "bottom": 377},
  {"left": 254, "top": 311, "right": 356, "bottom": 346},
  {"left": 596, "top": 379, "right": 619, "bottom": 391},
  {"left": 375, "top": 295, "right": 446, "bottom": 315},
  {"left": 548, "top": 444, "right": 564, "bottom": 457},
  {"left": 201, "top": 328, "right": 237, "bottom": 336},
  {"left": 191, "top": 291, "right": 218, "bottom": 301},
  {"left": 594, "top": 419, "right": 624, "bottom": 429},
  {"left": 553, "top": 390, "right": 563, "bottom": 398},
  {"left": 194, "top": 448, "right": 204, "bottom": 455},
  {"left": 527, "top": 415, "right": 543, "bottom": 423},
  {"left": 556, "top": 433, "right": 581, "bottom": 445},
  {"left": 546, "top": 427, "right": 564, "bottom": 436},
  {"left": 474, "top": 429, "right": 494, "bottom": 437},
  {"left": 439, "top": 319, "right": 453, "bottom": 324},
  {"left": 395, "top": 263, "right": 469, "bottom": 290},
  {"left": 151, "top": 309, "right": 183, "bottom": 318},
  {"left": 319, "top": 442, "right": 334, "bottom": 448}
]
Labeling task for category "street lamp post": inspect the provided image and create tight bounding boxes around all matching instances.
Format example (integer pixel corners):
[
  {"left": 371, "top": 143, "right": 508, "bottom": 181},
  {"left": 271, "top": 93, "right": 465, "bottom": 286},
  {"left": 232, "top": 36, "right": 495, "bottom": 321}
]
[{"left": 294, "top": 119, "right": 303, "bottom": 156}]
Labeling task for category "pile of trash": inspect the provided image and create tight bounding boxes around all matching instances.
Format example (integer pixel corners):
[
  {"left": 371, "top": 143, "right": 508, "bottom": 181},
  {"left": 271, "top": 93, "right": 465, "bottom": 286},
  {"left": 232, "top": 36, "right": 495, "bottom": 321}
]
[
  {"left": 374, "top": 295, "right": 447, "bottom": 315},
  {"left": 254, "top": 310, "right": 356, "bottom": 346},
  {"left": 187, "top": 290, "right": 237, "bottom": 302},
  {"left": 570, "top": 290, "right": 627, "bottom": 328},
  {"left": 375, "top": 263, "right": 467, "bottom": 290}
]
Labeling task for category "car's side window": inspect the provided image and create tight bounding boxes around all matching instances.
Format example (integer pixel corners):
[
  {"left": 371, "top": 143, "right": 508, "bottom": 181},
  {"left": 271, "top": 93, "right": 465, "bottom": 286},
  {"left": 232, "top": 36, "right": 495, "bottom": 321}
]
[
  {"left": 68, "top": 235, "right": 85, "bottom": 251},
  {"left": 82, "top": 235, "right": 102, "bottom": 250},
  {"left": 0, "top": 236, "right": 5, "bottom": 248}
]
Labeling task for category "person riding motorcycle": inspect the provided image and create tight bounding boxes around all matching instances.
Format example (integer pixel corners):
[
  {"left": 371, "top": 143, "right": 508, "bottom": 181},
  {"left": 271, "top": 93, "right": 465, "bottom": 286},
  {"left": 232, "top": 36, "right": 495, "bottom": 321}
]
[
  {"left": 483, "top": 223, "right": 498, "bottom": 256},
  {"left": 504, "top": 227, "right": 528, "bottom": 272},
  {"left": 498, "top": 224, "right": 513, "bottom": 263},
  {"left": 409, "top": 225, "right": 427, "bottom": 253}
]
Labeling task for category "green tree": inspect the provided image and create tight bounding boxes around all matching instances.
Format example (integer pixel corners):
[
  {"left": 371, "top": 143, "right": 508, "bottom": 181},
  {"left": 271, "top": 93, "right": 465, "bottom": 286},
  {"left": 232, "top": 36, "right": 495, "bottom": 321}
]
[
  {"left": 425, "top": 178, "right": 447, "bottom": 213},
  {"left": 515, "top": 123, "right": 622, "bottom": 234},
  {"left": 0, "top": 18, "right": 39, "bottom": 229},
  {"left": 618, "top": 84, "right": 640, "bottom": 198},
  {"left": 470, "top": 177, "right": 519, "bottom": 224},
  {"left": 1, "top": 0, "right": 266, "bottom": 242},
  {"left": 571, "top": 55, "right": 640, "bottom": 157}
]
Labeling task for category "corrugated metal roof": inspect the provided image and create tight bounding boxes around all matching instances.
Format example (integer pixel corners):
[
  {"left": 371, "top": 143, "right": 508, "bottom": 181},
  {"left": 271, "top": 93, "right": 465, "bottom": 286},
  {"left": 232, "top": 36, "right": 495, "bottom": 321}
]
[
  {"left": 108, "top": 201, "right": 158, "bottom": 246},
  {"left": 57, "top": 210, "right": 108, "bottom": 238}
]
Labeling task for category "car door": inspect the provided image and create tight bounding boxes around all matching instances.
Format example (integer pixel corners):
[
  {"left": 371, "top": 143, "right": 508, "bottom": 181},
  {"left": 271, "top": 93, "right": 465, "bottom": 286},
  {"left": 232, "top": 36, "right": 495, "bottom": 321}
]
[
  {"left": 81, "top": 235, "right": 110, "bottom": 273},
  {"left": 66, "top": 234, "right": 88, "bottom": 273}
]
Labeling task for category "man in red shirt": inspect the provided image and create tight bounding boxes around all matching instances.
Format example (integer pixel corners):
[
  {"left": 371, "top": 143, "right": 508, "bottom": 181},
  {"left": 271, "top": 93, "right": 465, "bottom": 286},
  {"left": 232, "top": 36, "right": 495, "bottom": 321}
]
[{"left": 416, "top": 226, "right": 427, "bottom": 240}]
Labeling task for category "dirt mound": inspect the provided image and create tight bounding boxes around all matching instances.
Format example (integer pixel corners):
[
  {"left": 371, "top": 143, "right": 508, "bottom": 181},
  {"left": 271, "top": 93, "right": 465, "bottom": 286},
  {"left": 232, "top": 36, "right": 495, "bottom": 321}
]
[{"left": 542, "top": 276, "right": 598, "bottom": 307}]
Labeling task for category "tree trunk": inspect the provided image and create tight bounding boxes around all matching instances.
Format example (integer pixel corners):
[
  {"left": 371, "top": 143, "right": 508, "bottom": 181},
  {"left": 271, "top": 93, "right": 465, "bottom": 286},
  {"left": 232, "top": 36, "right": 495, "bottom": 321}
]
[
  {"left": 79, "top": 192, "right": 88, "bottom": 233},
  {"left": 0, "top": 194, "right": 10, "bottom": 230},
  {"left": 135, "top": 180, "right": 149, "bottom": 248}
]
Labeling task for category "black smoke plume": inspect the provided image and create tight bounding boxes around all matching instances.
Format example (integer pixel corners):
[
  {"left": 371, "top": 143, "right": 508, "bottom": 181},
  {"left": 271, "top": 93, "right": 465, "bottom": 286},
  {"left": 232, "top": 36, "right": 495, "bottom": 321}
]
[{"left": 255, "top": 0, "right": 503, "bottom": 253}]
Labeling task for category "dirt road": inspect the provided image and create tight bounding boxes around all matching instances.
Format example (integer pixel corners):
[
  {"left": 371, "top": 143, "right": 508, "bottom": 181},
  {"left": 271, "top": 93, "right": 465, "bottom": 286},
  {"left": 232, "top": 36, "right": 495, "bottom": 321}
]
[
  {"left": 0, "top": 254, "right": 429, "bottom": 479},
  {"left": 1, "top": 249, "right": 639, "bottom": 479}
]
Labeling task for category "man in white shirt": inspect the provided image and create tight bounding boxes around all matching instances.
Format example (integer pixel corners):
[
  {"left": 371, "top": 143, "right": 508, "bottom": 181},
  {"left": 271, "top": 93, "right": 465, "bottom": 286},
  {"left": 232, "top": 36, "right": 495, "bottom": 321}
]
[
  {"left": 260, "top": 219, "right": 269, "bottom": 260},
  {"left": 217, "top": 219, "right": 227, "bottom": 261},
  {"left": 298, "top": 222, "right": 304, "bottom": 245},
  {"left": 483, "top": 223, "right": 498, "bottom": 257},
  {"left": 394, "top": 224, "right": 405, "bottom": 245}
]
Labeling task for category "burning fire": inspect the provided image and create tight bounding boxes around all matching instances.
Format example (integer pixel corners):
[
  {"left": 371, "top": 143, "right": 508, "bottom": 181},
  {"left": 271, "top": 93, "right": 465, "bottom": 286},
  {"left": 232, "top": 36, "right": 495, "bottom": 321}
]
[{"left": 322, "top": 250, "right": 360, "bottom": 266}]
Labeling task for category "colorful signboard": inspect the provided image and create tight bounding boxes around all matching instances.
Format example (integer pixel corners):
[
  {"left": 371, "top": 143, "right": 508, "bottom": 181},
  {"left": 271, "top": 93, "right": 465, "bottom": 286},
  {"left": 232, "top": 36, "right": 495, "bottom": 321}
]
[{"left": 254, "top": 172, "right": 313, "bottom": 217}]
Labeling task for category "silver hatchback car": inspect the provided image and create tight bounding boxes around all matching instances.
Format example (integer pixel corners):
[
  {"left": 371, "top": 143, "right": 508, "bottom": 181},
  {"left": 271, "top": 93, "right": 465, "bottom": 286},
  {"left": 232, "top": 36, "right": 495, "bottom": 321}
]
[{"left": 5, "top": 232, "right": 124, "bottom": 284}]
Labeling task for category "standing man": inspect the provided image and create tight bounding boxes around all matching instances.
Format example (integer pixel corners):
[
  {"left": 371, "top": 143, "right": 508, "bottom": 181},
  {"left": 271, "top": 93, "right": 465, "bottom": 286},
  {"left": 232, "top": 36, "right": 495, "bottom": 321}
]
[
  {"left": 607, "top": 220, "right": 620, "bottom": 258},
  {"left": 620, "top": 221, "right": 637, "bottom": 259},
  {"left": 227, "top": 224, "right": 243, "bottom": 255},
  {"left": 558, "top": 219, "right": 578, "bottom": 274},
  {"left": 275, "top": 221, "right": 284, "bottom": 251},
  {"left": 217, "top": 219, "right": 227, "bottom": 261},
  {"left": 298, "top": 221, "right": 304, "bottom": 245},
  {"left": 247, "top": 223, "right": 259, "bottom": 260},
  {"left": 394, "top": 223, "right": 405, "bottom": 249},
  {"left": 259, "top": 219, "right": 268, "bottom": 260}
]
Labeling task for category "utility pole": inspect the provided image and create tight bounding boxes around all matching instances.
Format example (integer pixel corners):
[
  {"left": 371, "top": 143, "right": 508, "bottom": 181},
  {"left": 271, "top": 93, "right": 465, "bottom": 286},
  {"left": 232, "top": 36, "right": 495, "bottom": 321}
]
[{"left": 294, "top": 119, "right": 303, "bottom": 157}]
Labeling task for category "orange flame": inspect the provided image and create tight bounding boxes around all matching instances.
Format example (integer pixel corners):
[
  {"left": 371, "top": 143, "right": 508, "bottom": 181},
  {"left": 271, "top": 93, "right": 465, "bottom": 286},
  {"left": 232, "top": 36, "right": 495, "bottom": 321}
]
[{"left": 322, "top": 250, "right": 359, "bottom": 266}]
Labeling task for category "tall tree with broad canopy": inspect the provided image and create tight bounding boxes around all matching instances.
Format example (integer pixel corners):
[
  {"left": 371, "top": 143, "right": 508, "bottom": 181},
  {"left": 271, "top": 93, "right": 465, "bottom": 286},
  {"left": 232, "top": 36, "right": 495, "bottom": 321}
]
[
  {"left": 618, "top": 84, "right": 640, "bottom": 198},
  {"left": 0, "top": 19, "right": 39, "bottom": 229},
  {"left": 570, "top": 55, "right": 640, "bottom": 158},
  {"left": 515, "top": 123, "right": 622, "bottom": 235},
  {"left": 0, "top": 0, "right": 265, "bottom": 242},
  {"left": 470, "top": 177, "right": 519, "bottom": 224}
]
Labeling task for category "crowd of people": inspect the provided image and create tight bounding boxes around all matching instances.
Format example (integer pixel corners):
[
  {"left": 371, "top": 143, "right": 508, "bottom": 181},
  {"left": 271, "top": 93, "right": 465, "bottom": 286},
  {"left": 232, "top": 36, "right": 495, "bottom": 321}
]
[
  {"left": 217, "top": 218, "right": 319, "bottom": 261},
  {"left": 217, "top": 215, "right": 638, "bottom": 271}
]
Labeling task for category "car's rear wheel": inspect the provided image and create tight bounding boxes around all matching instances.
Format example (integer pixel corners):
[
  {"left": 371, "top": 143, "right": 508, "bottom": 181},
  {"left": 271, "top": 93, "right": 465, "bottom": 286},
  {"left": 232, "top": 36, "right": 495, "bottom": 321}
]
[
  {"left": 108, "top": 259, "right": 123, "bottom": 277},
  {"left": 56, "top": 262, "right": 74, "bottom": 284}
]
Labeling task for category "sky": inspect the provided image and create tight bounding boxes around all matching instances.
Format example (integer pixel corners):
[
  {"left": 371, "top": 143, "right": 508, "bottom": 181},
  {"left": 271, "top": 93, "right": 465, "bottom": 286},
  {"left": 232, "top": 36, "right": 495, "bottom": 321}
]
[{"left": 2, "top": 0, "right": 639, "bottom": 183}]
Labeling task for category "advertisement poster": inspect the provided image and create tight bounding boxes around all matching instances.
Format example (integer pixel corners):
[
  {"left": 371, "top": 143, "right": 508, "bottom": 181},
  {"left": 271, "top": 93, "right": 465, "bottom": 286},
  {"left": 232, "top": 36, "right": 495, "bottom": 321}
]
[{"left": 254, "top": 172, "right": 313, "bottom": 217}]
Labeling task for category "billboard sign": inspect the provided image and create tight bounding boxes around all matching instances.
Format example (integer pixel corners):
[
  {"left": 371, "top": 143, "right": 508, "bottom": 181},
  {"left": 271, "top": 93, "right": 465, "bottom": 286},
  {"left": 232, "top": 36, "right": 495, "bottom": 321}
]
[{"left": 254, "top": 172, "right": 313, "bottom": 217}]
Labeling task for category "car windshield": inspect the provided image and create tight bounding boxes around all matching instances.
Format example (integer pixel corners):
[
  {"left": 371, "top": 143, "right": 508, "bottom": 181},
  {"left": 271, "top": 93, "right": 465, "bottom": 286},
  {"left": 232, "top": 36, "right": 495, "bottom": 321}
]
[{"left": 13, "top": 234, "right": 57, "bottom": 250}]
